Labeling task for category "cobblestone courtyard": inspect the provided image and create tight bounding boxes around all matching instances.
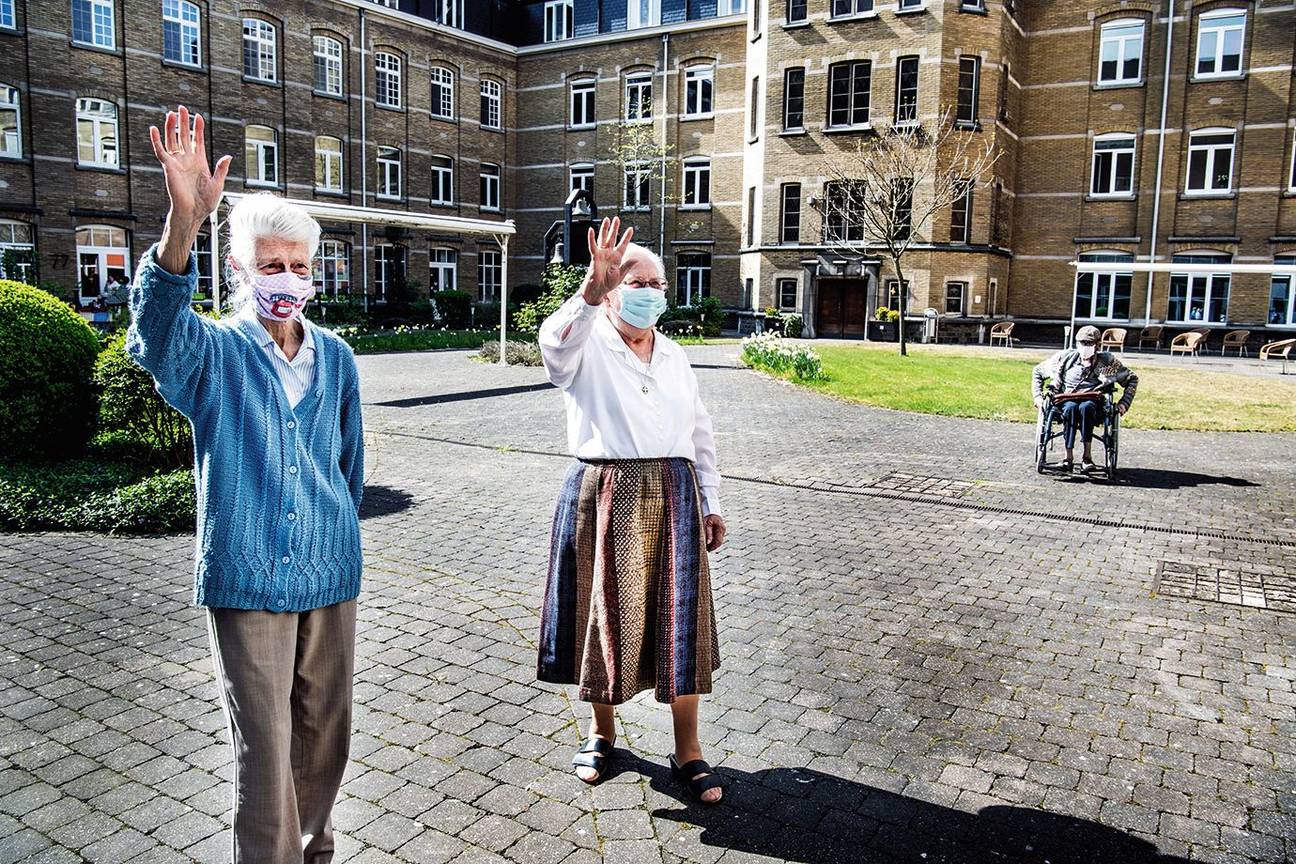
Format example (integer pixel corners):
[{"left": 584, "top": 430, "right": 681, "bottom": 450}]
[{"left": 2, "top": 345, "right": 1294, "bottom": 863}]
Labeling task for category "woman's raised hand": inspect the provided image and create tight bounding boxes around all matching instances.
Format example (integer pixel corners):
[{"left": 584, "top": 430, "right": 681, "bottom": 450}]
[
  {"left": 581, "top": 217, "right": 634, "bottom": 306},
  {"left": 149, "top": 106, "right": 231, "bottom": 233}
]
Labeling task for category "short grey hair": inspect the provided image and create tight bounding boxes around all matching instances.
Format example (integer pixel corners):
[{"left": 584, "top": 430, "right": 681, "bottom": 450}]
[
  {"left": 224, "top": 193, "right": 321, "bottom": 311},
  {"left": 619, "top": 243, "right": 666, "bottom": 281}
]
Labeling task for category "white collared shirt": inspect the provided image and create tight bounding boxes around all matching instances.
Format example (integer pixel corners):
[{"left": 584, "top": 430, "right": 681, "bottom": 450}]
[
  {"left": 239, "top": 311, "right": 317, "bottom": 409},
  {"left": 539, "top": 293, "right": 722, "bottom": 517}
]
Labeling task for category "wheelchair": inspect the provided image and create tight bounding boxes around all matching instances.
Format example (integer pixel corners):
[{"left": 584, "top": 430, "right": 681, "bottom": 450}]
[{"left": 1035, "top": 383, "right": 1120, "bottom": 481}]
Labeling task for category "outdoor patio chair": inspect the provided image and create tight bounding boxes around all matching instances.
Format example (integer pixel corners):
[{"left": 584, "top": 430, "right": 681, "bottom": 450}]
[
  {"left": 1260, "top": 338, "right": 1295, "bottom": 374},
  {"left": 1099, "top": 328, "right": 1127, "bottom": 353},
  {"left": 1221, "top": 329, "right": 1252, "bottom": 357},
  {"left": 1137, "top": 325, "right": 1163, "bottom": 351},
  {"left": 1169, "top": 331, "right": 1206, "bottom": 359},
  {"left": 988, "top": 321, "right": 1015, "bottom": 348}
]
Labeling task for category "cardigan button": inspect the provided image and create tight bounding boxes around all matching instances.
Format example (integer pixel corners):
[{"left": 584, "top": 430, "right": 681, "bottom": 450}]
[
  {"left": 287, "top": 421, "right": 296, "bottom": 430},
  {"left": 288, "top": 465, "right": 298, "bottom": 474},
  {"left": 272, "top": 597, "right": 287, "bottom": 611},
  {"left": 281, "top": 555, "right": 290, "bottom": 564},
  {"left": 287, "top": 512, "right": 296, "bottom": 521}
]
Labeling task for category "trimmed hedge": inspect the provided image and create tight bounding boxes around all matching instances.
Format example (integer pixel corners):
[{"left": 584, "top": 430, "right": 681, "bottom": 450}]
[
  {"left": 0, "top": 459, "right": 195, "bottom": 533},
  {"left": 94, "top": 333, "right": 193, "bottom": 469}
]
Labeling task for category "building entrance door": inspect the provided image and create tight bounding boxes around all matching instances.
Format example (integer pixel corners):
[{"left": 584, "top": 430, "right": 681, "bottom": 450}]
[{"left": 816, "top": 278, "right": 869, "bottom": 338}]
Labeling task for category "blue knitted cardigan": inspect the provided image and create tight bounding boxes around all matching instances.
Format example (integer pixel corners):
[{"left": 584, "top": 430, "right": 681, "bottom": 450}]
[{"left": 127, "top": 246, "right": 364, "bottom": 612}]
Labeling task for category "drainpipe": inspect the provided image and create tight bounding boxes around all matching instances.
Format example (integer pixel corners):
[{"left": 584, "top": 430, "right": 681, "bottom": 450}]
[
  {"left": 360, "top": 9, "right": 369, "bottom": 313},
  {"left": 659, "top": 33, "right": 669, "bottom": 258},
  {"left": 1145, "top": 0, "right": 1174, "bottom": 324}
]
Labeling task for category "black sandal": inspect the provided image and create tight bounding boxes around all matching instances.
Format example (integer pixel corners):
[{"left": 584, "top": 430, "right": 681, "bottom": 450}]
[
  {"left": 572, "top": 737, "right": 614, "bottom": 784},
  {"left": 669, "top": 754, "right": 724, "bottom": 805}
]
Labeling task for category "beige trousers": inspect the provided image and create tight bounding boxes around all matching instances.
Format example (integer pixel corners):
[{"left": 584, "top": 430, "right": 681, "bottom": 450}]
[{"left": 207, "top": 600, "right": 356, "bottom": 864}]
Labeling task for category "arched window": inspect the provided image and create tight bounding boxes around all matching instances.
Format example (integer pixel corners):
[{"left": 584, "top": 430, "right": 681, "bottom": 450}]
[
  {"left": 681, "top": 157, "right": 711, "bottom": 209},
  {"left": 377, "top": 146, "right": 402, "bottom": 199},
  {"left": 75, "top": 98, "right": 117, "bottom": 168},
  {"left": 161, "top": 0, "right": 201, "bottom": 67},
  {"left": 1169, "top": 250, "right": 1231, "bottom": 323},
  {"left": 75, "top": 224, "right": 129, "bottom": 303},
  {"left": 569, "top": 76, "right": 595, "bottom": 128},
  {"left": 374, "top": 242, "right": 406, "bottom": 302},
  {"left": 1090, "top": 132, "right": 1137, "bottom": 197},
  {"left": 624, "top": 70, "right": 652, "bottom": 122},
  {"left": 1185, "top": 127, "right": 1235, "bottom": 195},
  {"left": 675, "top": 251, "right": 711, "bottom": 305},
  {"left": 430, "top": 65, "right": 455, "bottom": 120},
  {"left": 430, "top": 155, "right": 453, "bottom": 205},
  {"left": 1074, "top": 250, "right": 1133, "bottom": 321},
  {"left": 1097, "top": 18, "right": 1144, "bottom": 85},
  {"left": 429, "top": 247, "right": 457, "bottom": 291},
  {"left": 683, "top": 62, "right": 714, "bottom": 118},
  {"left": 0, "top": 84, "right": 20, "bottom": 158},
  {"left": 0, "top": 219, "right": 35, "bottom": 283},
  {"left": 244, "top": 125, "right": 277, "bottom": 186},
  {"left": 314, "top": 239, "right": 350, "bottom": 296},
  {"left": 1195, "top": 8, "right": 1246, "bottom": 78},
  {"left": 480, "top": 78, "right": 501, "bottom": 130},
  {"left": 314, "top": 135, "right": 343, "bottom": 192},
  {"left": 569, "top": 162, "right": 594, "bottom": 195},
  {"left": 375, "top": 51, "right": 402, "bottom": 109},
  {"left": 242, "top": 18, "right": 276, "bottom": 82},
  {"left": 313, "top": 35, "right": 343, "bottom": 96}
]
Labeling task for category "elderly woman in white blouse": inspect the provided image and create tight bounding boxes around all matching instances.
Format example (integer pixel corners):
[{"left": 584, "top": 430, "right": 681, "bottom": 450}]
[{"left": 535, "top": 217, "right": 727, "bottom": 805}]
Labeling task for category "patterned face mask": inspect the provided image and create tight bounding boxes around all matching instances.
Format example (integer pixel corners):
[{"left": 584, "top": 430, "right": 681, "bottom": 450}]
[{"left": 250, "top": 270, "right": 315, "bottom": 321}]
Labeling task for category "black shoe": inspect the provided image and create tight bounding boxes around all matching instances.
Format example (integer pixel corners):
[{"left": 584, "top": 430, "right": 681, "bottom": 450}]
[{"left": 572, "top": 737, "right": 614, "bottom": 784}]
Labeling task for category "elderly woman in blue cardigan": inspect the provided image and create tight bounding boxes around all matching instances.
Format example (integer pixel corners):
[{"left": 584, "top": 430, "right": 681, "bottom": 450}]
[{"left": 127, "top": 107, "right": 364, "bottom": 863}]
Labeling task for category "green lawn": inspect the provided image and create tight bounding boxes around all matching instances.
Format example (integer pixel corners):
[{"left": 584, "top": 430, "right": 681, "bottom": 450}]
[
  {"left": 788, "top": 344, "right": 1296, "bottom": 433},
  {"left": 337, "top": 328, "right": 509, "bottom": 355}
]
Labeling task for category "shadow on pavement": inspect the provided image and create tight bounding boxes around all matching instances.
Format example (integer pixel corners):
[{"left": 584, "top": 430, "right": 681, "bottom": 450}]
[
  {"left": 636, "top": 763, "right": 1190, "bottom": 864},
  {"left": 1114, "top": 468, "right": 1259, "bottom": 490},
  {"left": 360, "top": 485, "right": 415, "bottom": 520},
  {"left": 371, "top": 382, "right": 554, "bottom": 408}
]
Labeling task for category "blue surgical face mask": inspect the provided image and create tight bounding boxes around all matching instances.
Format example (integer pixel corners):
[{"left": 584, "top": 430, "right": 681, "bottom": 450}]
[{"left": 616, "top": 287, "right": 668, "bottom": 329}]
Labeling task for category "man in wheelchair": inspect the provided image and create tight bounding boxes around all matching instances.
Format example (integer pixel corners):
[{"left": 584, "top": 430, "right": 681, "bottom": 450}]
[{"left": 1031, "top": 325, "right": 1139, "bottom": 474}]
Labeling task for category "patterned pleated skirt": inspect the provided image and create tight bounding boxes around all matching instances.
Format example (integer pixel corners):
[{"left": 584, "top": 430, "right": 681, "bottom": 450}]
[{"left": 536, "top": 457, "right": 720, "bottom": 706}]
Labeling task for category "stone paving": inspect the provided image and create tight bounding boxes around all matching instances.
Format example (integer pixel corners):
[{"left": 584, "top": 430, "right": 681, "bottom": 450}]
[{"left": 2, "top": 344, "right": 1294, "bottom": 863}]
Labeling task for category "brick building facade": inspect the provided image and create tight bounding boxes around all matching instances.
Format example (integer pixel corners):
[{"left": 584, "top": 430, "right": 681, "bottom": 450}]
[{"left": 0, "top": 0, "right": 1292, "bottom": 338}]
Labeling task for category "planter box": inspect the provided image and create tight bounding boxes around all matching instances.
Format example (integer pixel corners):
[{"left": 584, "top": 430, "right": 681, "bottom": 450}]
[{"left": 867, "top": 320, "right": 899, "bottom": 342}]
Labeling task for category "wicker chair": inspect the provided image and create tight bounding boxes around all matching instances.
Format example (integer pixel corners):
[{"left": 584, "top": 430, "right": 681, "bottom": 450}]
[
  {"left": 1260, "top": 338, "right": 1295, "bottom": 374},
  {"left": 1137, "top": 325, "right": 1163, "bottom": 351},
  {"left": 1099, "top": 328, "right": 1127, "bottom": 353},
  {"left": 1169, "top": 330, "right": 1207, "bottom": 359},
  {"left": 988, "top": 321, "right": 1015, "bottom": 348},
  {"left": 1220, "top": 329, "right": 1251, "bottom": 357}
]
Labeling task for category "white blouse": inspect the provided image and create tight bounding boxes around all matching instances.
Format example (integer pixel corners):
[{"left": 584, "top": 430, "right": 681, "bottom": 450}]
[{"left": 539, "top": 293, "right": 722, "bottom": 517}]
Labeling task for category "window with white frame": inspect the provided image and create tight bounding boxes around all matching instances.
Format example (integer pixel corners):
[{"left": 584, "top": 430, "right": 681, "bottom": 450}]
[
  {"left": 780, "top": 182, "right": 800, "bottom": 243},
  {"left": 544, "top": 0, "right": 573, "bottom": 42},
  {"left": 675, "top": 252, "right": 711, "bottom": 305},
  {"left": 1195, "top": 9, "right": 1246, "bottom": 78},
  {"left": 430, "top": 154, "right": 453, "bottom": 204},
  {"left": 435, "top": 0, "right": 463, "bottom": 27},
  {"left": 75, "top": 225, "right": 129, "bottom": 302},
  {"left": 895, "top": 56, "right": 919, "bottom": 124},
  {"left": 314, "top": 238, "right": 350, "bottom": 295},
  {"left": 684, "top": 64, "right": 714, "bottom": 118},
  {"left": 720, "top": 0, "right": 745, "bottom": 12},
  {"left": 193, "top": 232, "right": 212, "bottom": 296},
  {"left": 480, "top": 78, "right": 501, "bottom": 130},
  {"left": 1185, "top": 129, "right": 1234, "bottom": 194},
  {"left": 1091, "top": 134, "right": 1136, "bottom": 196},
  {"left": 314, "top": 136, "right": 343, "bottom": 192},
  {"left": 478, "top": 248, "right": 501, "bottom": 300},
  {"left": 786, "top": 0, "right": 807, "bottom": 24},
  {"left": 625, "top": 72, "right": 652, "bottom": 123},
  {"left": 162, "top": 0, "right": 200, "bottom": 67},
  {"left": 375, "top": 52, "right": 402, "bottom": 109},
  {"left": 480, "top": 163, "right": 500, "bottom": 211},
  {"left": 242, "top": 18, "right": 276, "bottom": 82},
  {"left": 827, "top": 61, "right": 869, "bottom": 128},
  {"left": 72, "top": 0, "right": 115, "bottom": 49},
  {"left": 570, "top": 162, "right": 593, "bottom": 194},
  {"left": 898, "top": 0, "right": 922, "bottom": 8},
  {"left": 244, "top": 125, "right": 277, "bottom": 185},
  {"left": 313, "top": 36, "right": 343, "bottom": 96},
  {"left": 1074, "top": 251, "right": 1133, "bottom": 320},
  {"left": 831, "top": 0, "right": 872, "bottom": 17},
  {"left": 429, "top": 247, "right": 457, "bottom": 291},
  {"left": 75, "top": 98, "right": 118, "bottom": 168},
  {"left": 783, "top": 67, "right": 805, "bottom": 130},
  {"left": 0, "top": 220, "right": 35, "bottom": 283},
  {"left": 374, "top": 243, "right": 405, "bottom": 302},
  {"left": 0, "top": 85, "right": 20, "bottom": 158},
  {"left": 1169, "top": 252, "right": 1230, "bottom": 323},
  {"left": 1268, "top": 255, "right": 1295, "bottom": 326},
  {"left": 0, "top": 0, "right": 13, "bottom": 28},
  {"left": 960, "top": 0, "right": 984, "bottom": 10},
  {"left": 628, "top": 0, "right": 659, "bottom": 29},
  {"left": 624, "top": 161, "right": 651, "bottom": 210},
  {"left": 956, "top": 55, "right": 979, "bottom": 125},
  {"left": 1098, "top": 19, "right": 1143, "bottom": 85},
  {"left": 569, "top": 77, "right": 595, "bottom": 128},
  {"left": 681, "top": 158, "right": 711, "bottom": 209},
  {"left": 777, "top": 277, "right": 797, "bottom": 310},
  {"left": 944, "top": 281, "right": 967, "bottom": 315},
  {"left": 377, "top": 146, "right": 402, "bottom": 199},
  {"left": 430, "top": 66, "right": 455, "bottom": 119}
]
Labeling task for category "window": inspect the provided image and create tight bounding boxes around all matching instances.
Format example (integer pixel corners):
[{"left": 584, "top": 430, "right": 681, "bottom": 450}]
[
  {"left": 480, "top": 163, "right": 500, "bottom": 211},
  {"left": 997, "top": 62, "right": 1010, "bottom": 122},
  {"left": 950, "top": 178, "right": 973, "bottom": 243},
  {"left": 780, "top": 183, "right": 800, "bottom": 244},
  {"left": 628, "top": 0, "right": 659, "bottom": 29},
  {"left": 0, "top": 85, "right": 19, "bottom": 158},
  {"left": 430, "top": 154, "right": 453, "bottom": 204},
  {"left": 749, "top": 76, "right": 760, "bottom": 139},
  {"left": 720, "top": 0, "right": 745, "bottom": 12},
  {"left": 746, "top": 185, "right": 757, "bottom": 246},
  {"left": 480, "top": 78, "right": 501, "bottom": 130},
  {"left": 313, "top": 36, "right": 343, "bottom": 96},
  {"left": 242, "top": 18, "right": 276, "bottom": 82},
  {"left": 777, "top": 277, "right": 797, "bottom": 310},
  {"left": 377, "top": 146, "right": 402, "bottom": 199},
  {"left": 374, "top": 243, "right": 406, "bottom": 302},
  {"left": 990, "top": 180, "right": 1006, "bottom": 245},
  {"left": 314, "top": 136, "right": 343, "bottom": 192},
  {"left": 676, "top": 252, "right": 711, "bottom": 305},
  {"left": 625, "top": 72, "right": 652, "bottom": 123},
  {"left": 72, "top": 0, "right": 115, "bottom": 49},
  {"left": 751, "top": 0, "right": 762, "bottom": 39},
  {"left": 0, "top": 0, "right": 13, "bottom": 28},
  {"left": 944, "top": 281, "right": 966, "bottom": 315},
  {"left": 831, "top": 0, "right": 872, "bottom": 17},
  {"left": 244, "top": 125, "right": 277, "bottom": 186},
  {"left": 478, "top": 249, "right": 501, "bottom": 300},
  {"left": 827, "top": 61, "right": 869, "bottom": 129},
  {"left": 1269, "top": 256, "right": 1296, "bottom": 325},
  {"left": 429, "top": 247, "right": 457, "bottom": 291},
  {"left": 893, "top": 178, "right": 914, "bottom": 241},
  {"left": 1098, "top": 19, "right": 1144, "bottom": 85},
  {"left": 193, "top": 233, "right": 212, "bottom": 297},
  {"left": 570, "top": 77, "right": 595, "bottom": 128},
  {"left": 1074, "top": 252, "right": 1132, "bottom": 320},
  {"left": 435, "top": 0, "right": 463, "bottom": 27},
  {"left": 0, "top": 220, "right": 35, "bottom": 283},
  {"left": 684, "top": 65, "right": 714, "bottom": 118},
  {"left": 162, "top": 0, "right": 200, "bottom": 67},
  {"left": 1091, "top": 134, "right": 1136, "bottom": 197},
  {"left": 898, "top": 0, "right": 922, "bottom": 8},
  {"left": 681, "top": 158, "right": 711, "bottom": 209},
  {"left": 544, "top": 0, "right": 573, "bottom": 42},
  {"left": 1195, "top": 9, "right": 1245, "bottom": 78},
  {"left": 624, "top": 161, "right": 650, "bottom": 210},
  {"left": 786, "top": 0, "right": 807, "bottom": 24},
  {"left": 1186, "top": 129, "right": 1234, "bottom": 194},
  {"left": 570, "top": 162, "right": 593, "bottom": 194},
  {"left": 895, "top": 56, "right": 919, "bottom": 124},
  {"left": 956, "top": 56, "right": 979, "bottom": 125},
  {"left": 314, "top": 239, "right": 350, "bottom": 296},
  {"left": 783, "top": 67, "right": 805, "bottom": 131},
  {"left": 961, "top": 0, "right": 984, "bottom": 9},
  {"left": 431, "top": 66, "right": 455, "bottom": 120},
  {"left": 75, "top": 225, "right": 129, "bottom": 303},
  {"left": 76, "top": 98, "right": 118, "bottom": 168},
  {"left": 884, "top": 279, "right": 908, "bottom": 312},
  {"left": 375, "top": 52, "right": 402, "bottom": 109},
  {"left": 1169, "top": 253, "right": 1230, "bottom": 323},
  {"left": 824, "top": 181, "right": 864, "bottom": 243}
]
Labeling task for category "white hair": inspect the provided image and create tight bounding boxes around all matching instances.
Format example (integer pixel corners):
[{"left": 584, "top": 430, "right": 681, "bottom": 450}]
[
  {"left": 620, "top": 243, "right": 666, "bottom": 281},
  {"left": 224, "top": 193, "right": 321, "bottom": 311}
]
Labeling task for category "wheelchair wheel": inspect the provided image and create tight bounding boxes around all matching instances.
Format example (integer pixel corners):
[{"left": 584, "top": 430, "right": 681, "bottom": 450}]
[
  {"left": 1036, "top": 408, "right": 1050, "bottom": 474},
  {"left": 1105, "top": 410, "right": 1120, "bottom": 481}
]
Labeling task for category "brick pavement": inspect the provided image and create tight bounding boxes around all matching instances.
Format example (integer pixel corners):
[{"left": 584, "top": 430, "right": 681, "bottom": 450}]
[{"left": 1, "top": 346, "right": 1294, "bottom": 863}]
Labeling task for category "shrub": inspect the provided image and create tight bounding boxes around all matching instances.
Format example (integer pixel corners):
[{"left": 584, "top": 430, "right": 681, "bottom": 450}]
[
  {"left": 477, "top": 339, "right": 544, "bottom": 366},
  {"left": 740, "top": 332, "right": 826, "bottom": 382},
  {"left": 661, "top": 295, "right": 723, "bottom": 337},
  {"left": 875, "top": 306, "right": 900, "bottom": 322},
  {"left": 0, "top": 280, "right": 101, "bottom": 458},
  {"left": 783, "top": 313, "right": 804, "bottom": 338},
  {"left": 431, "top": 290, "right": 473, "bottom": 329},
  {"left": 0, "top": 459, "right": 195, "bottom": 533},
  {"left": 93, "top": 333, "right": 193, "bottom": 470},
  {"left": 516, "top": 264, "right": 585, "bottom": 333}
]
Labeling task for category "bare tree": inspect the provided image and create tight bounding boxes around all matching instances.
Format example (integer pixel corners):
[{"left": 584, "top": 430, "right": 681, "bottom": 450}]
[
  {"left": 810, "top": 110, "right": 999, "bottom": 355},
  {"left": 603, "top": 120, "right": 677, "bottom": 255}
]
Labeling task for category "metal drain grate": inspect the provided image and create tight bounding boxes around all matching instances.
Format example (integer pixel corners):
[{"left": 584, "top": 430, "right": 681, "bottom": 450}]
[
  {"left": 1154, "top": 560, "right": 1296, "bottom": 614},
  {"left": 869, "top": 472, "right": 974, "bottom": 499}
]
